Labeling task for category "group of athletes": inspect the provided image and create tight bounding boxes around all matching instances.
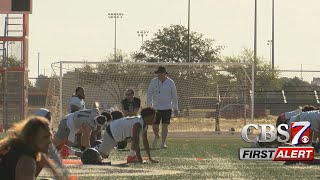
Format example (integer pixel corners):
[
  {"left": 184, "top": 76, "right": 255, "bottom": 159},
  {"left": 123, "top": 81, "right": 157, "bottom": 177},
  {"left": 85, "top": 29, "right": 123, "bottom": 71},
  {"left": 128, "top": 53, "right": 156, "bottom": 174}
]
[
  {"left": 252, "top": 105, "right": 320, "bottom": 165},
  {"left": 275, "top": 105, "right": 320, "bottom": 148},
  {"left": 0, "top": 66, "right": 178, "bottom": 179}
]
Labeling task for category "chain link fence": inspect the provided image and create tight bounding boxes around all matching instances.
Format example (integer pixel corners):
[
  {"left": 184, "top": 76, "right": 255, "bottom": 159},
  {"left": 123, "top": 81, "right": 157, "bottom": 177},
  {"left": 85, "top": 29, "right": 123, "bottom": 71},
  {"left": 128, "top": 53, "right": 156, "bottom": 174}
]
[{"left": 1, "top": 68, "right": 320, "bottom": 132}]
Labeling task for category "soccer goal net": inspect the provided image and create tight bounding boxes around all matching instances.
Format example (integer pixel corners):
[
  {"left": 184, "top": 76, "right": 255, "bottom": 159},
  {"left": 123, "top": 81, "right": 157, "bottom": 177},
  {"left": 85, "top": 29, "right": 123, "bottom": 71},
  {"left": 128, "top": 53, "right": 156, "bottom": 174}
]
[{"left": 47, "top": 61, "right": 254, "bottom": 133}]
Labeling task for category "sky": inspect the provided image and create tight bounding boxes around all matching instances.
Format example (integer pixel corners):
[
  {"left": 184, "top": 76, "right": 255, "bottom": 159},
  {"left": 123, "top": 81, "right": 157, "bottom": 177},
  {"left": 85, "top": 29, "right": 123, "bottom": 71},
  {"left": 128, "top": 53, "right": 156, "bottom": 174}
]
[{"left": 5, "top": 0, "right": 320, "bottom": 78}]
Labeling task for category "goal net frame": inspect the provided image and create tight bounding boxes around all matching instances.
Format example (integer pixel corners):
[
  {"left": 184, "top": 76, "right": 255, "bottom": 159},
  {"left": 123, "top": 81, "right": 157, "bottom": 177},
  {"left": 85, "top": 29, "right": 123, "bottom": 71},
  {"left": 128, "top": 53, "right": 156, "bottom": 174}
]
[{"left": 49, "top": 61, "right": 255, "bottom": 132}]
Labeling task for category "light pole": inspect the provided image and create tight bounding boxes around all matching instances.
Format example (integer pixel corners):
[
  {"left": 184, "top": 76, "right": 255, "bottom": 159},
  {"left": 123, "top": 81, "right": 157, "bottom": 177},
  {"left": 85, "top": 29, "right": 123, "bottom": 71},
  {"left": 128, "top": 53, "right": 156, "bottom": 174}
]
[
  {"left": 254, "top": 0, "right": 257, "bottom": 72},
  {"left": 37, "top": 52, "right": 40, "bottom": 78},
  {"left": 108, "top": 13, "right": 124, "bottom": 62},
  {"left": 187, "top": 0, "right": 191, "bottom": 63},
  {"left": 137, "top": 30, "right": 149, "bottom": 46},
  {"left": 271, "top": 0, "right": 275, "bottom": 70},
  {"left": 267, "top": 40, "right": 272, "bottom": 66},
  {"left": 215, "top": 45, "right": 225, "bottom": 56}
]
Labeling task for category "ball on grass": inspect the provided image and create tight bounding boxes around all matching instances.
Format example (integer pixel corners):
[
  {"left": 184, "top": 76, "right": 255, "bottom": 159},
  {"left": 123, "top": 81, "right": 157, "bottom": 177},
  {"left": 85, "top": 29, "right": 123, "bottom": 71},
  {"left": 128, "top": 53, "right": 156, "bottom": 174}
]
[{"left": 81, "top": 148, "right": 102, "bottom": 165}]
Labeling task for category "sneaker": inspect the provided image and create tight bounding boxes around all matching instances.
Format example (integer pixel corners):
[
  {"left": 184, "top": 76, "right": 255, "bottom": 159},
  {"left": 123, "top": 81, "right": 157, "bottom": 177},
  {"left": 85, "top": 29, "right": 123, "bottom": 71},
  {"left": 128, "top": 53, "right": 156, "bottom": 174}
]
[
  {"left": 152, "top": 137, "right": 160, "bottom": 148},
  {"left": 160, "top": 144, "right": 167, "bottom": 149},
  {"left": 60, "top": 145, "right": 70, "bottom": 159},
  {"left": 127, "top": 155, "right": 138, "bottom": 163}
]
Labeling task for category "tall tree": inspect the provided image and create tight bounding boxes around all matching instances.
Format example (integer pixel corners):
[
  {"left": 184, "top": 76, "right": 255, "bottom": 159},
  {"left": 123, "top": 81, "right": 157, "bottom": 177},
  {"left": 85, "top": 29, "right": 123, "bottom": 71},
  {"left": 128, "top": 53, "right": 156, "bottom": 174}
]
[
  {"left": 132, "top": 24, "right": 222, "bottom": 63},
  {"left": 223, "top": 48, "right": 282, "bottom": 92},
  {"left": 105, "top": 49, "right": 131, "bottom": 62}
]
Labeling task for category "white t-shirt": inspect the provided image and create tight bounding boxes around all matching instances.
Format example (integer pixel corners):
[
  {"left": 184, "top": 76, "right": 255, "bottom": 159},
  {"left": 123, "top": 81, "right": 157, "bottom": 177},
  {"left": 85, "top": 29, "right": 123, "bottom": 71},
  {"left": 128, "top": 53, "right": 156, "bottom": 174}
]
[
  {"left": 68, "top": 96, "right": 85, "bottom": 113},
  {"left": 66, "top": 109, "right": 99, "bottom": 142},
  {"left": 287, "top": 115, "right": 300, "bottom": 134},
  {"left": 110, "top": 116, "right": 145, "bottom": 142},
  {"left": 284, "top": 109, "right": 301, "bottom": 120},
  {"left": 299, "top": 110, "right": 320, "bottom": 132},
  {"left": 146, "top": 77, "right": 178, "bottom": 110},
  {"left": 66, "top": 113, "right": 78, "bottom": 143}
]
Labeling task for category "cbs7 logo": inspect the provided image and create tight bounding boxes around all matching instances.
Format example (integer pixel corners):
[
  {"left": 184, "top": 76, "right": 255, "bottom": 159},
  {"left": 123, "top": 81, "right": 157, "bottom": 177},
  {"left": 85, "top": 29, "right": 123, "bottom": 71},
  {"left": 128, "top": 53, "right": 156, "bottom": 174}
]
[
  {"left": 241, "top": 121, "right": 311, "bottom": 145},
  {"left": 290, "top": 121, "right": 311, "bottom": 145}
]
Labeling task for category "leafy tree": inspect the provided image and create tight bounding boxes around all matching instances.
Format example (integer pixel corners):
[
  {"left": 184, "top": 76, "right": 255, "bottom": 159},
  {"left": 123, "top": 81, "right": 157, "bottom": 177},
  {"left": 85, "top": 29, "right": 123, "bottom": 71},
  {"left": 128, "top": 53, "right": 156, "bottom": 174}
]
[
  {"left": 132, "top": 24, "right": 222, "bottom": 63},
  {"left": 223, "top": 48, "right": 282, "bottom": 93},
  {"left": 0, "top": 56, "right": 21, "bottom": 67},
  {"left": 35, "top": 74, "right": 49, "bottom": 92},
  {"left": 105, "top": 49, "right": 131, "bottom": 62},
  {"left": 279, "top": 76, "right": 319, "bottom": 99}
]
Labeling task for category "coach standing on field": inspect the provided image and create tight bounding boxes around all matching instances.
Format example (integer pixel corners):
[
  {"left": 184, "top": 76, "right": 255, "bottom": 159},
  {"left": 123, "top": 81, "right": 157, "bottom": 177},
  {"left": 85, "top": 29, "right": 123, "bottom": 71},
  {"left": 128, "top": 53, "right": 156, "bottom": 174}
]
[{"left": 147, "top": 66, "right": 179, "bottom": 149}]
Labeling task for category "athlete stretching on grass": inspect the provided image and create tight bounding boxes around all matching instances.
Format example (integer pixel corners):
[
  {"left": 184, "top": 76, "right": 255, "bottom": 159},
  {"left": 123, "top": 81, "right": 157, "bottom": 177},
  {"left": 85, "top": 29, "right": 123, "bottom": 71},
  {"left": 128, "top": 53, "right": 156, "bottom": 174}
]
[
  {"left": 81, "top": 107, "right": 159, "bottom": 164},
  {"left": 52, "top": 108, "right": 107, "bottom": 158}
]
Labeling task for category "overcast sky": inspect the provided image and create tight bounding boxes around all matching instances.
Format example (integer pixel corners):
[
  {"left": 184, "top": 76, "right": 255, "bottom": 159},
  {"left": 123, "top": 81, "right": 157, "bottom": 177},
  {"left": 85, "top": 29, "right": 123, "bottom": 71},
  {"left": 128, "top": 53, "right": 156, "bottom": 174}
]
[{"left": 11, "top": 0, "right": 320, "bottom": 77}]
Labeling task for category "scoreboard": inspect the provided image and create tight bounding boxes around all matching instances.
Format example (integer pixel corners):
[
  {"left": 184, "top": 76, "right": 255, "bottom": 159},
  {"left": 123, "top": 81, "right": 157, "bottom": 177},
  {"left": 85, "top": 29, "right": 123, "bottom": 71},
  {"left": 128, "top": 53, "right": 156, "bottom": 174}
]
[{"left": 0, "top": 0, "right": 32, "bottom": 14}]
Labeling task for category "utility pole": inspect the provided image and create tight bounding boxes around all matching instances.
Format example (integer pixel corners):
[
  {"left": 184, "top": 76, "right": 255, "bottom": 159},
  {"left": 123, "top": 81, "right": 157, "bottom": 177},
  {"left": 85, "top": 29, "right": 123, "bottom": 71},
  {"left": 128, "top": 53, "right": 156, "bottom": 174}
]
[
  {"left": 42, "top": 68, "right": 47, "bottom": 76},
  {"left": 187, "top": 0, "right": 191, "bottom": 63},
  {"left": 254, "top": 0, "right": 257, "bottom": 73},
  {"left": 271, "top": 0, "right": 275, "bottom": 70},
  {"left": 267, "top": 40, "right": 272, "bottom": 66},
  {"left": 37, "top": 52, "right": 40, "bottom": 78}
]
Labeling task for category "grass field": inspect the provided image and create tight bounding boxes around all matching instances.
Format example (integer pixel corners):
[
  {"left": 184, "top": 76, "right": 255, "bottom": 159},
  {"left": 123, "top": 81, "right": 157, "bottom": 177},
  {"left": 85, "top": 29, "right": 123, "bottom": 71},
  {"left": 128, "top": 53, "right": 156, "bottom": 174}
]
[{"left": 38, "top": 134, "right": 320, "bottom": 180}]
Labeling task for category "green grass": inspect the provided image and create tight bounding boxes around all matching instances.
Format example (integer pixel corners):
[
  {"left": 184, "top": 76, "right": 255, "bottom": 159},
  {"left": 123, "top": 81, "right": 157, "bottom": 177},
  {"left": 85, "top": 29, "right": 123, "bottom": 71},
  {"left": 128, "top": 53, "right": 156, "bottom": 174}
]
[{"left": 72, "top": 137, "right": 320, "bottom": 180}]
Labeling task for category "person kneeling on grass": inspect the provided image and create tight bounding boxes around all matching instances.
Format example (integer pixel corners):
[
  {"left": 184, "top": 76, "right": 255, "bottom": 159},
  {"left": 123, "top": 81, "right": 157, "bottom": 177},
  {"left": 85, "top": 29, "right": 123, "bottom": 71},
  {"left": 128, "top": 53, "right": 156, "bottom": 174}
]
[
  {"left": 52, "top": 108, "right": 107, "bottom": 158},
  {"left": 82, "top": 107, "right": 159, "bottom": 164}
]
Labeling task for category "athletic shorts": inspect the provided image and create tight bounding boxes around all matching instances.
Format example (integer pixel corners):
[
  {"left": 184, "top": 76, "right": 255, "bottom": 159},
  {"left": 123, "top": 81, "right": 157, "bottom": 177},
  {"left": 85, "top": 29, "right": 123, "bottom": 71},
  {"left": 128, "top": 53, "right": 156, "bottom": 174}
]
[
  {"left": 154, "top": 109, "right": 172, "bottom": 125},
  {"left": 54, "top": 118, "right": 70, "bottom": 140}
]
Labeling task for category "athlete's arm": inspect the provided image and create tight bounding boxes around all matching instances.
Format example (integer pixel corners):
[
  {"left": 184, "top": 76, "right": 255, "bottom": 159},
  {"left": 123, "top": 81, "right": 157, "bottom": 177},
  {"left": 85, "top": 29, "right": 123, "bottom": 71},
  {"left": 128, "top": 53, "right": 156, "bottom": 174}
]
[
  {"left": 142, "top": 128, "right": 158, "bottom": 163},
  {"left": 80, "top": 123, "right": 92, "bottom": 149},
  {"left": 132, "top": 123, "right": 143, "bottom": 163},
  {"left": 131, "top": 107, "right": 140, "bottom": 116}
]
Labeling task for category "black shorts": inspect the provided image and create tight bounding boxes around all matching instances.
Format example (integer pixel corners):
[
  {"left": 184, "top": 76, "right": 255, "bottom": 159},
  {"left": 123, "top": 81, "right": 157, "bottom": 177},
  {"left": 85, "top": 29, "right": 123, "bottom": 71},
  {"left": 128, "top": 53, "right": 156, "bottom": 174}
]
[{"left": 154, "top": 109, "right": 172, "bottom": 125}]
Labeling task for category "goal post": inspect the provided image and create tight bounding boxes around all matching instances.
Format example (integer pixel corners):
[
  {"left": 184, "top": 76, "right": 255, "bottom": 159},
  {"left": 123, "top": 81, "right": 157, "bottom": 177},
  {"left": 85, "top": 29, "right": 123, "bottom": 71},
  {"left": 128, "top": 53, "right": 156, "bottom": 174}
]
[{"left": 47, "top": 61, "right": 254, "bottom": 132}]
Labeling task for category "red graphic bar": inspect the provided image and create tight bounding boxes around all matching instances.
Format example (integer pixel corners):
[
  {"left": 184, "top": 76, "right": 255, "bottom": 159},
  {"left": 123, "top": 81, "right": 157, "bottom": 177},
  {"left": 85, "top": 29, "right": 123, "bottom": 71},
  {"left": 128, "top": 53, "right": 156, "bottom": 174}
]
[{"left": 273, "top": 147, "right": 314, "bottom": 161}]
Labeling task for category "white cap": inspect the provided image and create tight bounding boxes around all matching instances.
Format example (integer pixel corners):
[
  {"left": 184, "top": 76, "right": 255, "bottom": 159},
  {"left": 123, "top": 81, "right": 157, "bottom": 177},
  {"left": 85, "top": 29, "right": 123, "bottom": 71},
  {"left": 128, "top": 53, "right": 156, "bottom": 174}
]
[{"left": 34, "top": 108, "right": 51, "bottom": 121}]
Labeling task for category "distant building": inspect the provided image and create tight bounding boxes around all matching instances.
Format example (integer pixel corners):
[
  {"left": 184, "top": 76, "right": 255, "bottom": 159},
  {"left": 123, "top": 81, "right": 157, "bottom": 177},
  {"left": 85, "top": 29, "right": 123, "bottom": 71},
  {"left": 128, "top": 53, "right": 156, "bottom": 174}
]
[{"left": 311, "top": 77, "right": 320, "bottom": 86}]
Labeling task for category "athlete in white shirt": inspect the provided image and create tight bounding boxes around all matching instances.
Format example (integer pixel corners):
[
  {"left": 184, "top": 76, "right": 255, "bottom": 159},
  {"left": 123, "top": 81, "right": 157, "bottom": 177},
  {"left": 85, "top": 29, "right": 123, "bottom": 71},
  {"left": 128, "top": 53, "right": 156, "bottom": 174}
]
[
  {"left": 68, "top": 87, "right": 86, "bottom": 113},
  {"left": 276, "top": 108, "right": 302, "bottom": 129},
  {"left": 276, "top": 105, "right": 316, "bottom": 136},
  {"left": 147, "top": 66, "right": 179, "bottom": 149},
  {"left": 286, "top": 110, "right": 320, "bottom": 152},
  {"left": 52, "top": 108, "right": 107, "bottom": 156},
  {"left": 95, "top": 107, "right": 159, "bottom": 164}
]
